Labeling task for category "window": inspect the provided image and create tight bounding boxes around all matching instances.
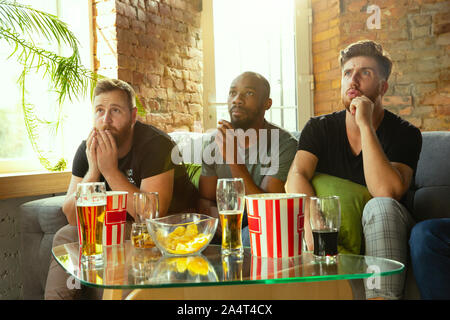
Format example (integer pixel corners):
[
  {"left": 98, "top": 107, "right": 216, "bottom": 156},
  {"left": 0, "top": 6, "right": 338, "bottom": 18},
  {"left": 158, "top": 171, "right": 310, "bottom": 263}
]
[
  {"left": 0, "top": 0, "right": 92, "bottom": 174},
  {"left": 202, "top": 0, "right": 313, "bottom": 132}
]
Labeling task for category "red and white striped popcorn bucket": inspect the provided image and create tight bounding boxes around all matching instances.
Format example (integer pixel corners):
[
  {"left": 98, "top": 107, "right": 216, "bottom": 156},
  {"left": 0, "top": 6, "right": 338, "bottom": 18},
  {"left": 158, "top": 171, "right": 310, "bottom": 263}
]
[
  {"left": 103, "top": 191, "right": 128, "bottom": 246},
  {"left": 250, "top": 255, "right": 303, "bottom": 280},
  {"left": 245, "top": 193, "right": 306, "bottom": 258}
]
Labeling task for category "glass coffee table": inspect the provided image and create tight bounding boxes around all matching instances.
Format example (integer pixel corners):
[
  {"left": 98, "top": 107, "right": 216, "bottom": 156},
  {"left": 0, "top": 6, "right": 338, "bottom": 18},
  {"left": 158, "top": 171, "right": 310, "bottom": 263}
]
[{"left": 52, "top": 241, "right": 404, "bottom": 300}]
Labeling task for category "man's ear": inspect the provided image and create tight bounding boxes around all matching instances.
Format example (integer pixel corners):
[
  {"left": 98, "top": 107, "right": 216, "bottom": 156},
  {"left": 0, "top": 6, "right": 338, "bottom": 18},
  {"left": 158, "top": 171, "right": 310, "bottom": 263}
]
[
  {"left": 131, "top": 107, "right": 138, "bottom": 125},
  {"left": 380, "top": 80, "right": 389, "bottom": 96},
  {"left": 264, "top": 98, "right": 272, "bottom": 111}
]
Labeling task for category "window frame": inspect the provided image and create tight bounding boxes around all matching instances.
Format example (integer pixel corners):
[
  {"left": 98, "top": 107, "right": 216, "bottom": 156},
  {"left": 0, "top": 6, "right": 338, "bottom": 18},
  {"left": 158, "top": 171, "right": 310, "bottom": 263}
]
[
  {"left": 0, "top": 0, "right": 95, "bottom": 175},
  {"left": 201, "top": 0, "right": 314, "bottom": 132}
]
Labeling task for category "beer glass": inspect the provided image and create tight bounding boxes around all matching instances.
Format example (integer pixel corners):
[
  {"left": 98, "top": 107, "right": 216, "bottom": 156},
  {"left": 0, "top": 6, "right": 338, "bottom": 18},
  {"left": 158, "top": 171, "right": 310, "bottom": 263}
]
[
  {"left": 76, "top": 182, "right": 107, "bottom": 264},
  {"left": 216, "top": 178, "right": 245, "bottom": 256},
  {"left": 309, "top": 196, "right": 341, "bottom": 263},
  {"left": 131, "top": 192, "right": 159, "bottom": 249}
]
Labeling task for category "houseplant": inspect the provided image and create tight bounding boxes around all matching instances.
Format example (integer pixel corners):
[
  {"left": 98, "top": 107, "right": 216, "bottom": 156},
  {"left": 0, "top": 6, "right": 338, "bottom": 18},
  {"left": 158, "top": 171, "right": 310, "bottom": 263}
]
[{"left": 0, "top": 0, "right": 97, "bottom": 171}]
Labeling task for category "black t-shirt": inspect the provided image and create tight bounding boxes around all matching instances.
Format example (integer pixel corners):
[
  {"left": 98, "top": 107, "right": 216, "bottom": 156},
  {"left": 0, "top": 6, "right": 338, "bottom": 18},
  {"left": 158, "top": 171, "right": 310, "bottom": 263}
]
[
  {"left": 298, "top": 110, "right": 422, "bottom": 188},
  {"left": 72, "top": 121, "right": 198, "bottom": 214}
]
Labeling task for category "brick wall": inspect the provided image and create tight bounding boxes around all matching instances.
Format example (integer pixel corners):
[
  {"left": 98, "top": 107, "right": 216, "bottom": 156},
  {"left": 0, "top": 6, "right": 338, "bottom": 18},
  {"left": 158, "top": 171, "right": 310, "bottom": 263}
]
[
  {"left": 92, "top": 0, "right": 203, "bottom": 132},
  {"left": 311, "top": 0, "right": 449, "bottom": 131}
]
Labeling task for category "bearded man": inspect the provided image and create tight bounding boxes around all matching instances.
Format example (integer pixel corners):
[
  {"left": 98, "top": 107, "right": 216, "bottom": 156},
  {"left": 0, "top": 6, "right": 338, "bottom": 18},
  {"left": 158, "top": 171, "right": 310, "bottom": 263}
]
[
  {"left": 198, "top": 71, "right": 298, "bottom": 245},
  {"left": 286, "top": 40, "right": 422, "bottom": 299},
  {"left": 45, "top": 78, "right": 196, "bottom": 299}
]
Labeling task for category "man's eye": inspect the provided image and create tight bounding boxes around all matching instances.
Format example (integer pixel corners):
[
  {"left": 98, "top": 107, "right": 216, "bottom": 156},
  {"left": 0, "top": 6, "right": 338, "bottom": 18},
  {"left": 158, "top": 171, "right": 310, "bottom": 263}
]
[
  {"left": 229, "top": 91, "right": 236, "bottom": 96},
  {"left": 112, "top": 108, "right": 121, "bottom": 113},
  {"left": 95, "top": 108, "right": 104, "bottom": 114},
  {"left": 362, "top": 70, "right": 370, "bottom": 76},
  {"left": 246, "top": 91, "right": 255, "bottom": 96}
]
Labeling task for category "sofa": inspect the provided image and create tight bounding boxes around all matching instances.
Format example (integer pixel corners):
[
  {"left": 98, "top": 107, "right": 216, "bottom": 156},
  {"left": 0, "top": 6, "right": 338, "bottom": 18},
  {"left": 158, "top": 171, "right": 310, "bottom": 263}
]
[{"left": 19, "top": 131, "right": 450, "bottom": 299}]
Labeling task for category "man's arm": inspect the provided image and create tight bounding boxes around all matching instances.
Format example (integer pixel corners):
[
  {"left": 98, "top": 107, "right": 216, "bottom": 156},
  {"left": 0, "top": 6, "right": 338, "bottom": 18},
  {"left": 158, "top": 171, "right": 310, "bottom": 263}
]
[
  {"left": 352, "top": 96, "right": 413, "bottom": 200},
  {"left": 198, "top": 175, "right": 220, "bottom": 230},
  {"left": 360, "top": 126, "right": 413, "bottom": 200},
  {"left": 229, "top": 164, "right": 282, "bottom": 194},
  {"left": 198, "top": 175, "right": 218, "bottom": 202},
  {"left": 63, "top": 129, "right": 104, "bottom": 225},
  {"left": 285, "top": 150, "right": 319, "bottom": 250},
  {"left": 62, "top": 170, "right": 105, "bottom": 226},
  {"left": 62, "top": 175, "right": 84, "bottom": 226},
  {"left": 62, "top": 168, "right": 175, "bottom": 225},
  {"left": 138, "top": 169, "right": 174, "bottom": 218}
]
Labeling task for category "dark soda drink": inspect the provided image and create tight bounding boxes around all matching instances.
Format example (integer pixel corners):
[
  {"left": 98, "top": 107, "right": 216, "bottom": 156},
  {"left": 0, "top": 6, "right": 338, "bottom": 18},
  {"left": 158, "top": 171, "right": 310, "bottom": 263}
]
[{"left": 312, "top": 229, "right": 338, "bottom": 257}]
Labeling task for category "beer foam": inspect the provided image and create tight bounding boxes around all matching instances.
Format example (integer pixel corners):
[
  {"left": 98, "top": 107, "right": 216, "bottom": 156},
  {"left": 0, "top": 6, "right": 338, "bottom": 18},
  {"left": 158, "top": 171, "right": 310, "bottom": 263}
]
[
  {"left": 77, "top": 201, "right": 106, "bottom": 207},
  {"left": 219, "top": 210, "right": 242, "bottom": 215},
  {"left": 106, "top": 191, "right": 128, "bottom": 196}
]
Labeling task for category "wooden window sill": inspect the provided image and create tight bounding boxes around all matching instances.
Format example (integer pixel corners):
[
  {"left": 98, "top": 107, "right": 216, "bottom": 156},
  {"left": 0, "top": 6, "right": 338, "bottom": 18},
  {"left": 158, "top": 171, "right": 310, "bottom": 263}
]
[{"left": 0, "top": 171, "right": 71, "bottom": 200}]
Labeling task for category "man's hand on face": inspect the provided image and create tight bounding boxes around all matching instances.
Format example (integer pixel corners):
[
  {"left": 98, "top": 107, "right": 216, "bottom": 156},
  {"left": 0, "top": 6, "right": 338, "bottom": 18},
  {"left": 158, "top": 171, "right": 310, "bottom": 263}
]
[
  {"left": 349, "top": 95, "right": 374, "bottom": 129},
  {"left": 86, "top": 128, "right": 100, "bottom": 177},
  {"left": 215, "top": 120, "right": 244, "bottom": 165},
  {"left": 96, "top": 129, "right": 119, "bottom": 176}
]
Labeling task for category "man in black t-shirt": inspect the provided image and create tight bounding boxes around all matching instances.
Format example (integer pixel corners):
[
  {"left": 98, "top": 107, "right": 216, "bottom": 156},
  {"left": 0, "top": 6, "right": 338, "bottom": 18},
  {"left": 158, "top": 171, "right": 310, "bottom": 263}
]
[
  {"left": 45, "top": 78, "right": 197, "bottom": 299},
  {"left": 71, "top": 121, "right": 196, "bottom": 218},
  {"left": 286, "top": 40, "right": 422, "bottom": 300}
]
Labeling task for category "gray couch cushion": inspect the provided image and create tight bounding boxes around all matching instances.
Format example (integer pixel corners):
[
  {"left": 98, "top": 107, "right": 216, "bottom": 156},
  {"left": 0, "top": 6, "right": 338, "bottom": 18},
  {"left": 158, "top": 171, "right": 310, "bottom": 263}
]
[
  {"left": 415, "top": 132, "right": 450, "bottom": 188},
  {"left": 410, "top": 132, "right": 450, "bottom": 222},
  {"left": 20, "top": 195, "right": 67, "bottom": 299},
  {"left": 413, "top": 186, "right": 450, "bottom": 222}
]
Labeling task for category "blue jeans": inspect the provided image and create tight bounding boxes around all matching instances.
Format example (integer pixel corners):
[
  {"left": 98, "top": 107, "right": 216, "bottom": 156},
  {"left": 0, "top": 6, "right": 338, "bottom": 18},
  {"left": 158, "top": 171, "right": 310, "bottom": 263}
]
[{"left": 409, "top": 218, "right": 450, "bottom": 300}]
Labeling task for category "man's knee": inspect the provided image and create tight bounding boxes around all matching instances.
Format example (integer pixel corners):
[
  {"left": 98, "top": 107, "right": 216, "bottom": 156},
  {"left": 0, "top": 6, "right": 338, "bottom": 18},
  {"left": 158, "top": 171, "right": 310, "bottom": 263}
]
[
  {"left": 52, "top": 224, "right": 78, "bottom": 248},
  {"left": 363, "top": 197, "right": 397, "bottom": 213},
  {"left": 362, "top": 197, "right": 411, "bottom": 226}
]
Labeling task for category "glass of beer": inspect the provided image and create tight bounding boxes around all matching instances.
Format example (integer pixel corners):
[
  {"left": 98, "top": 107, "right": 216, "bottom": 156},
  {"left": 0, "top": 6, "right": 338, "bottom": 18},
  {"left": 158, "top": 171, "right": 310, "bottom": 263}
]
[
  {"left": 76, "top": 182, "right": 107, "bottom": 264},
  {"left": 309, "top": 196, "right": 341, "bottom": 263},
  {"left": 216, "top": 178, "right": 245, "bottom": 256},
  {"left": 131, "top": 192, "right": 159, "bottom": 249}
]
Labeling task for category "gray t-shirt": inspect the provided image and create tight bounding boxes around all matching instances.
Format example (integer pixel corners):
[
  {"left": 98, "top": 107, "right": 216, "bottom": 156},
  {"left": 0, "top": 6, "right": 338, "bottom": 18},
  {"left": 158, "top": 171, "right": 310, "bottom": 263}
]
[{"left": 201, "top": 121, "right": 298, "bottom": 185}]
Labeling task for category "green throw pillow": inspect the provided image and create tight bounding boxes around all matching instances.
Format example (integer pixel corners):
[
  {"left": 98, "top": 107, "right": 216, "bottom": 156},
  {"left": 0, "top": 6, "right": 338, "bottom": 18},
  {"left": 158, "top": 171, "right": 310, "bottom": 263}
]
[
  {"left": 185, "top": 163, "right": 202, "bottom": 189},
  {"left": 311, "top": 173, "right": 372, "bottom": 255}
]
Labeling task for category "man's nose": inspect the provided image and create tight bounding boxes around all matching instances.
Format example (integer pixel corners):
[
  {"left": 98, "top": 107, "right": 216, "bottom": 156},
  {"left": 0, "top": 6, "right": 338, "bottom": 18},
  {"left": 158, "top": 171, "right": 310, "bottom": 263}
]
[
  {"left": 102, "top": 109, "right": 113, "bottom": 123},
  {"left": 232, "top": 93, "right": 244, "bottom": 105},
  {"left": 350, "top": 72, "right": 360, "bottom": 85}
]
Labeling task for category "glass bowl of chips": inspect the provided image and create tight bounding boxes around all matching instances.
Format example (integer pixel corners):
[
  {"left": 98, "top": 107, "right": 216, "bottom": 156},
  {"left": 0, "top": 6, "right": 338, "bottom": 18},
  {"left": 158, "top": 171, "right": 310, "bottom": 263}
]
[{"left": 146, "top": 213, "right": 218, "bottom": 256}]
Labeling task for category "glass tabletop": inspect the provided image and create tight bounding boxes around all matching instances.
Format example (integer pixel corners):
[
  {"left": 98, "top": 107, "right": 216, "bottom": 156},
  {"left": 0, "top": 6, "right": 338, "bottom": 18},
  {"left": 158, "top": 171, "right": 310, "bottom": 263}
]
[{"left": 52, "top": 241, "right": 404, "bottom": 290}]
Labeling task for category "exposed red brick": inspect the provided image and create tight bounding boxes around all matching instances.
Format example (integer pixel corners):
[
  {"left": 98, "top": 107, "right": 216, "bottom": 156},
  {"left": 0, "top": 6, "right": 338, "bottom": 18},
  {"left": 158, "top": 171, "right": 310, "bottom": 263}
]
[
  {"left": 382, "top": 96, "right": 413, "bottom": 106},
  {"left": 93, "top": 0, "right": 203, "bottom": 132}
]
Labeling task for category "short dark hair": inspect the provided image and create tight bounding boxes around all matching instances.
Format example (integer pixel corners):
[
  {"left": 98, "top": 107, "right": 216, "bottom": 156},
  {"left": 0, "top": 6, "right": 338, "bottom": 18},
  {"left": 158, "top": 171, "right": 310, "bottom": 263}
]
[
  {"left": 239, "top": 71, "right": 271, "bottom": 100},
  {"left": 93, "top": 78, "right": 136, "bottom": 109},
  {"left": 339, "top": 40, "right": 393, "bottom": 80}
]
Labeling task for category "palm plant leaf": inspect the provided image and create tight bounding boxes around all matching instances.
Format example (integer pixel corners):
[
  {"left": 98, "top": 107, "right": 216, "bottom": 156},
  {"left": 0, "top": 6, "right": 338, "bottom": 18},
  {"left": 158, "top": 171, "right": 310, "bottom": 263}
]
[
  {"left": 0, "top": 0, "right": 99, "bottom": 171},
  {"left": 0, "top": 0, "right": 78, "bottom": 49}
]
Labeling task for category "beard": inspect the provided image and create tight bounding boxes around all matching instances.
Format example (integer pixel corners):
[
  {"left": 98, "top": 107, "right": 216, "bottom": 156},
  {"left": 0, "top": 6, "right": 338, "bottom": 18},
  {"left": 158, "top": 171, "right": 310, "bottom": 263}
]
[
  {"left": 229, "top": 107, "right": 264, "bottom": 130},
  {"left": 342, "top": 85, "right": 381, "bottom": 112},
  {"left": 230, "top": 116, "right": 252, "bottom": 131},
  {"left": 102, "top": 122, "right": 133, "bottom": 148}
]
